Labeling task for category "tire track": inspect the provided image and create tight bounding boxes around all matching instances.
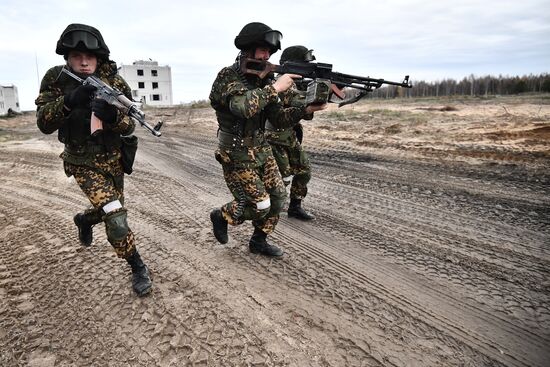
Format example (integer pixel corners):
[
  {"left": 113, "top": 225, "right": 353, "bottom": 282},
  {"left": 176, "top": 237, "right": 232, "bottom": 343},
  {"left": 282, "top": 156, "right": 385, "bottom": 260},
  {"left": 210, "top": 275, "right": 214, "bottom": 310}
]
[{"left": 2, "top": 115, "right": 548, "bottom": 367}]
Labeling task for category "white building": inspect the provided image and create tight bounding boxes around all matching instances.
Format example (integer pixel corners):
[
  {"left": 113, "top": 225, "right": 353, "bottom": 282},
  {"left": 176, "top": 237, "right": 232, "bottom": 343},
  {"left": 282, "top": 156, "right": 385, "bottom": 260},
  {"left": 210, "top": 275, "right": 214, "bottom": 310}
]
[
  {"left": 0, "top": 85, "right": 21, "bottom": 115},
  {"left": 118, "top": 60, "right": 173, "bottom": 106}
]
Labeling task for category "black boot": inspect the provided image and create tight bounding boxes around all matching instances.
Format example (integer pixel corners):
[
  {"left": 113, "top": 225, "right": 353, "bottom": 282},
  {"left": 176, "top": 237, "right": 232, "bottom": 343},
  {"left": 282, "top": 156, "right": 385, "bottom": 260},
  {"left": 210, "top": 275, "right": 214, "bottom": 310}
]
[
  {"left": 126, "top": 251, "right": 152, "bottom": 297},
  {"left": 210, "top": 208, "right": 228, "bottom": 244},
  {"left": 249, "top": 228, "right": 283, "bottom": 257},
  {"left": 287, "top": 198, "right": 315, "bottom": 221},
  {"left": 73, "top": 210, "right": 101, "bottom": 247}
]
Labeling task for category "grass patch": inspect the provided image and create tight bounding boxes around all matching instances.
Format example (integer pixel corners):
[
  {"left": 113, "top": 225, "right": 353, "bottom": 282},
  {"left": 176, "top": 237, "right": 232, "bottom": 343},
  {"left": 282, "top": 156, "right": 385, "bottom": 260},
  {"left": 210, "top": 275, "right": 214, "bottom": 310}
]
[
  {"left": 368, "top": 109, "right": 405, "bottom": 118},
  {"left": 189, "top": 100, "right": 210, "bottom": 108},
  {"left": 322, "top": 109, "right": 364, "bottom": 120},
  {"left": 406, "top": 115, "right": 430, "bottom": 125}
]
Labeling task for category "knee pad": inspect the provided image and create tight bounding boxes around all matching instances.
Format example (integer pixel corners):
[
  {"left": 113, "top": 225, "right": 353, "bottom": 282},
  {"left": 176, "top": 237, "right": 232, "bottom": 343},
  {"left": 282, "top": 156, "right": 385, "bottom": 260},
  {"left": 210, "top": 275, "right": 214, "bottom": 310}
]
[{"left": 103, "top": 209, "right": 129, "bottom": 243}]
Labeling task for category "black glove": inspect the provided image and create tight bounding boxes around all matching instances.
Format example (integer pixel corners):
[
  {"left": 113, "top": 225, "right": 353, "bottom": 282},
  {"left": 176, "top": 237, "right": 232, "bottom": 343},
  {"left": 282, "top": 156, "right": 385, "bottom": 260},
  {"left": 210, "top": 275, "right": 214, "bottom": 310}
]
[
  {"left": 91, "top": 99, "right": 118, "bottom": 126},
  {"left": 64, "top": 84, "right": 96, "bottom": 109}
]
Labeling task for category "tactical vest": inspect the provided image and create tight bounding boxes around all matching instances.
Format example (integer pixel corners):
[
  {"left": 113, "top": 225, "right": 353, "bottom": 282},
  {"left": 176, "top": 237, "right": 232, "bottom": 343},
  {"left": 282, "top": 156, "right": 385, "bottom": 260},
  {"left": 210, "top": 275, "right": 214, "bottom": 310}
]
[
  {"left": 55, "top": 66, "right": 122, "bottom": 156},
  {"left": 214, "top": 64, "right": 271, "bottom": 147}
]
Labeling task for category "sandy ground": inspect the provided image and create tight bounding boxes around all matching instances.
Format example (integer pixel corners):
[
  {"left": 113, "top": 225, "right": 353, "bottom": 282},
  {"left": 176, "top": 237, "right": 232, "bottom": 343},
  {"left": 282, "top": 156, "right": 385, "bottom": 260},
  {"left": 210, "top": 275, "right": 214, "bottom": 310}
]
[{"left": 0, "top": 95, "right": 549, "bottom": 367}]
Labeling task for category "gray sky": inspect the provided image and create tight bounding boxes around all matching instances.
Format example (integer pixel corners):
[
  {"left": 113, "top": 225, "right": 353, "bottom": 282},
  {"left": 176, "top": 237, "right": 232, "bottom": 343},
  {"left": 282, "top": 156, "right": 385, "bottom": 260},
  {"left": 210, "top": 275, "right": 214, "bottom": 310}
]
[{"left": 2, "top": 0, "right": 549, "bottom": 111}]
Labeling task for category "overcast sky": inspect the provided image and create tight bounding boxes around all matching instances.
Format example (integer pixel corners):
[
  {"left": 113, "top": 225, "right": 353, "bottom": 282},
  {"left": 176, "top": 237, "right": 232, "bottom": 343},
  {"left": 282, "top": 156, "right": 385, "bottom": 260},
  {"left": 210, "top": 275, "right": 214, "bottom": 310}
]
[{"left": 2, "top": 0, "right": 549, "bottom": 111}]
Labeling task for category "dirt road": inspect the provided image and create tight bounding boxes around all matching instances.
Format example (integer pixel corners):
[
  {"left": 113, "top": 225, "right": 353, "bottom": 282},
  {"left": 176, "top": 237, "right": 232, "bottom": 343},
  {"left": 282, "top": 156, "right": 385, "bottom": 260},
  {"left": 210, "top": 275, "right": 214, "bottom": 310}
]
[{"left": 1, "top": 96, "right": 549, "bottom": 366}]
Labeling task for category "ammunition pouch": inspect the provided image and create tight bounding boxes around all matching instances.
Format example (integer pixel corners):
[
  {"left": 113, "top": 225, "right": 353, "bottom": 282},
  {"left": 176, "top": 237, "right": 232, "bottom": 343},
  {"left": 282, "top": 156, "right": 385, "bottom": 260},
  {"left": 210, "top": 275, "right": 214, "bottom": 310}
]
[{"left": 120, "top": 135, "right": 138, "bottom": 175}]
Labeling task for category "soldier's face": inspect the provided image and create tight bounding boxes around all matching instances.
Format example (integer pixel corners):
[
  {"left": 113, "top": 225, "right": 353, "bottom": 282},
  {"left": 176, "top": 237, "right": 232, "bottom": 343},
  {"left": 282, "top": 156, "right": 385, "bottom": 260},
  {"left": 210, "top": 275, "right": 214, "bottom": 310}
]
[
  {"left": 254, "top": 47, "right": 271, "bottom": 61},
  {"left": 67, "top": 51, "right": 97, "bottom": 75}
]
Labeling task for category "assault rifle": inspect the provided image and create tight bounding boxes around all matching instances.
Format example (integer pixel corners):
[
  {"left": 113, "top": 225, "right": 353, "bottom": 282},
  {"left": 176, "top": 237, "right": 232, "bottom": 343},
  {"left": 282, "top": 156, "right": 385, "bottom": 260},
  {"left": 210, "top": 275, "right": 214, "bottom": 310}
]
[
  {"left": 61, "top": 67, "right": 163, "bottom": 137},
  {"left": 240, "top": 58, "right": 412, "bottom": 107}
]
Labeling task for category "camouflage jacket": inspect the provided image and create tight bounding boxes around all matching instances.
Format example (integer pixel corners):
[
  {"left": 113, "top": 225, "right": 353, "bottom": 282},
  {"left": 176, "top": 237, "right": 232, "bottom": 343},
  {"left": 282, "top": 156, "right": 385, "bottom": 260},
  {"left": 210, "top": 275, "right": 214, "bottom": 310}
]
[
  {"left": 209, "top": 63, "right": 308, "bottom": 148},
  {"left": 36, "top": 61, "right": 135, "bottom": 164}
]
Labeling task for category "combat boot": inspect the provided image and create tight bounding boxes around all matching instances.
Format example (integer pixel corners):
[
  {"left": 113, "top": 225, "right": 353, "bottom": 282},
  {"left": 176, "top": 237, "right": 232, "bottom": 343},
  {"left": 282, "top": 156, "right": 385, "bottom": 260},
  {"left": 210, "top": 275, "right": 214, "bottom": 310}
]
[
  {"left": 287, "top": 198, "right": 315, "bottom": 221},
  {"left": 126, "top": 250, "right": 152, "bottom": 297},
  {"left": 249, "top": 228, "right": 283, "bottom": 257},
  {"left": 210, "top": 208, "right": 228, "bottom": 244},
  {"left": 73, "top": 210, "right": 101, "bottom": 246}
]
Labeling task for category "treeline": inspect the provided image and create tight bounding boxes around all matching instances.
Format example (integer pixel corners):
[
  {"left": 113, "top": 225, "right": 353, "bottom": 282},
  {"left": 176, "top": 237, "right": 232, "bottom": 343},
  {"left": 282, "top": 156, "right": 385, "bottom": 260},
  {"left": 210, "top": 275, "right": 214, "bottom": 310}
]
[{"left": 370, "top": 73, "right": 550, "bottom": 98}]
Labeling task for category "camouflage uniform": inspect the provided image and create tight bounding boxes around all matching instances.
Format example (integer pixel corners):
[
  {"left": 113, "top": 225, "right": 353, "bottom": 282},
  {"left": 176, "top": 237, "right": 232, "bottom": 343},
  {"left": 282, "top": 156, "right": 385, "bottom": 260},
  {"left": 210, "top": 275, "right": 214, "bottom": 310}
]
[
  {"left": 266, "top": 82, "right": 313, "bottom": 200},
  {"left": 36, "top": 61, "right": 136, "bottom": 258},
  {"left": 210, "top": 63, "right": 309, "bottom": 235}
]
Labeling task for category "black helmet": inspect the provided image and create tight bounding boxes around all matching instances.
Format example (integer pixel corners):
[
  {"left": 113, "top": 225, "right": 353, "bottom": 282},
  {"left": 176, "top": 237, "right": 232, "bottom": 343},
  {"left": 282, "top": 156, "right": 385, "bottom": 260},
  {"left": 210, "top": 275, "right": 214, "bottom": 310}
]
[
  {"left": 56, "top": 23, "right": 110, "bottom": 59},
  {"left": 280, "top": 45, "right": 316, "bottom": 64},
  {"left": 234, "top": 22, "right": 282, "bottom": 54}
]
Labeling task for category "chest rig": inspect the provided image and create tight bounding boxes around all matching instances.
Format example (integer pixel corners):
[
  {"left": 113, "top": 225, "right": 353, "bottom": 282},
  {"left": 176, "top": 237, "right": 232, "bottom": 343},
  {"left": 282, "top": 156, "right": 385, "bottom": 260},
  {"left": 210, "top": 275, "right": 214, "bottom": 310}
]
[{"left": 216, "top": 60, "right": 273, "bottom": 149}]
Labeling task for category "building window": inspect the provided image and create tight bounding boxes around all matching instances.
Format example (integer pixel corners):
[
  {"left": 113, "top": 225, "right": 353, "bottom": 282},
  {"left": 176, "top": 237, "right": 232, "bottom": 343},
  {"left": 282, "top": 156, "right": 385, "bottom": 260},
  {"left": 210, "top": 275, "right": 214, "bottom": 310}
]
[
  {"left": 151, "top": 70, "right": 158, "bottom": 77},
  {"left": 132, "top": 90, "right": 138, "bottom": 97},
  {"left": 152, "top": 82, "right": 158, "bottom": 89},
  {"left": 16, "top": 102, "right": 19, "bottom": 107},
  {"left": 137, "top": 69, "right": 144, "bottom": 76},
  {"left": 138, "top": 82, "right": 145, "bottom": 89},
  {"left": 152, "top": 94, "right": 160, "bottom": 101}
]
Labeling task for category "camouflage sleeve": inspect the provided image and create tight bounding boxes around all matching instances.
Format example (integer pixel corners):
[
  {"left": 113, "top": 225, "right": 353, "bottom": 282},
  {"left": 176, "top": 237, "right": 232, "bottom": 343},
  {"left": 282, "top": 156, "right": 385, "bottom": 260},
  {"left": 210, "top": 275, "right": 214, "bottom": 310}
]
[
  {"left": 281, "top": 86, "right": 314, "bottom": 121},
  {"left": 266, "top": 86, "right": 311, "bottom": 128},
  {"left": 35, "top": 66, "right": 67, "bottom": 135},
  {"left": 108, "top": 74, "right": 135, "bottom": 135},
  {"left": 210, "top": 68, "right": 279, "bottom": 119},
  {"left": 265, "top": 100, "right": 309, "bottom": 129},
  {"left": 280, "top": 85, "right": 305, "bottom": 107}
]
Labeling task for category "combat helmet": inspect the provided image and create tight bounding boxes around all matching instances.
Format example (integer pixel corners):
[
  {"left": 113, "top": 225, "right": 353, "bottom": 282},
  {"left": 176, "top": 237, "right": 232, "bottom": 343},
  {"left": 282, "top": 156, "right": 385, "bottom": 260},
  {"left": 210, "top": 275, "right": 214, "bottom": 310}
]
[
  {"left": 234, "top": 22, "right": 282, "bottom": 54},
  {"left": 56, "top": 23, "right": 110, "bottom": 59},
  {"left": 280, "top": 45, "right": 316, "bottom": 64}
]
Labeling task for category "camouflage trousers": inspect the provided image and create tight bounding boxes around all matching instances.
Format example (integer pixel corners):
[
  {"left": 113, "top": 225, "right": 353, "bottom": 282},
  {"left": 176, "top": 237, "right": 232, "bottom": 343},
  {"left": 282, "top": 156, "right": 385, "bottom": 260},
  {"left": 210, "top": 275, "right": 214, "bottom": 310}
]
[
  {"left": 269, "top": 139, "right": 311, "bottom": 200},
  {"left": 215, "top": 144, "right": 287, "bottom": 234},
  {"left": 63, "top": 152, "right": 136, "bottom": 258}
]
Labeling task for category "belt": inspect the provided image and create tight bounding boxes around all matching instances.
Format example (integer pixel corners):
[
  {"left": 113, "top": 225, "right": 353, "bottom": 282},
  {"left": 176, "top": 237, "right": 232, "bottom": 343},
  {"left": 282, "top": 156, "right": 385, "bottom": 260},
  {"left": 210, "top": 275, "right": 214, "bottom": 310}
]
[
  {"left": 64, "top": 143, "right": 108, "bottom": 155},
  {"left": 218, "top": 130, "right": 267, "bottom": 148}
]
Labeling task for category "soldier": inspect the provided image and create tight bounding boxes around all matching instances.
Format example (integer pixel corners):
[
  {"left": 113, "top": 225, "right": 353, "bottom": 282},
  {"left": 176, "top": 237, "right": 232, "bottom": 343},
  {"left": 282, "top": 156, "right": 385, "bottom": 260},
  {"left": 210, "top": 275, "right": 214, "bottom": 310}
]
[
  {"left": 209, "top": 23, "right": 325, "bottom": 257},
  {"left": 266, "top": 46, "right": 319, "bottom": 220},
  {"left": 35, "top": 24, "right": 152, "bottom": 296}
]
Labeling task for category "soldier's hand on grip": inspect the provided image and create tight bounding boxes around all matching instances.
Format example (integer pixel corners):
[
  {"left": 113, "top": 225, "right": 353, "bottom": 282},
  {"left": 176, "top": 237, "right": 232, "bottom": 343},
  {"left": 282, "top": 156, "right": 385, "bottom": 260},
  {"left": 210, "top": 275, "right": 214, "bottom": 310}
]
[
  {"left": 64, "top": 84, "right": 97, "bottom": 109},
  {"left": 91, "top": 98, "right": 118, "bottom": 126},
  {"left": 305, "top": 103, "right": 328, "bottom": 114},
  {"left": 272, "top": 74, "right": 301, "bottom": 93}
]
